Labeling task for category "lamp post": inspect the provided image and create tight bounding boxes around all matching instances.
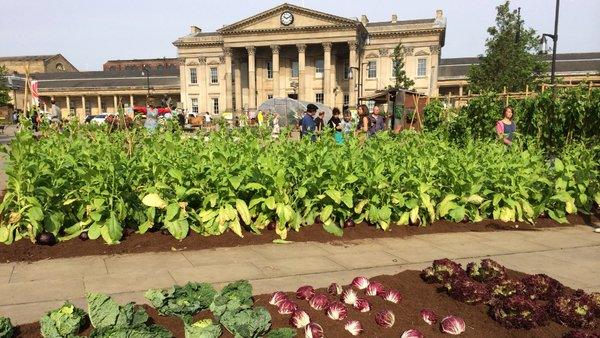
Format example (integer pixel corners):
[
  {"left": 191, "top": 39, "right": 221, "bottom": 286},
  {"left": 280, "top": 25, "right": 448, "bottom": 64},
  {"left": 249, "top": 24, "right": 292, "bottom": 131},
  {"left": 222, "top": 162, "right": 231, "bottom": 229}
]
[
  {"left": 348, "top": 66, "right": 361, "bottom": 108},
  {"left": 141, "top": 65, "right": 151, "bottom": 105},
  {"left": 539, "top": 0, "right": 560, "bottom": 85}
]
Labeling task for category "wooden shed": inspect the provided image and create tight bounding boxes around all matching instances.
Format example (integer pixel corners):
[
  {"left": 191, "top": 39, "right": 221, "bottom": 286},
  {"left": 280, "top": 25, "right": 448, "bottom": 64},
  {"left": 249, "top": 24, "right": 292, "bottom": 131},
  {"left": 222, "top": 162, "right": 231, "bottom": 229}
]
[{"left": 360, "top": 89, "right": 428, "bottom": 132}]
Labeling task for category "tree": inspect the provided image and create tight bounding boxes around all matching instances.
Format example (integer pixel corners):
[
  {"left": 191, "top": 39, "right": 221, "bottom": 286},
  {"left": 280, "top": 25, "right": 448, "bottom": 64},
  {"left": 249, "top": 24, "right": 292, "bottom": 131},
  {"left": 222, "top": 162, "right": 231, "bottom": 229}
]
[
  {"left": 468, "top": 1, "right": 547, "bottom": 92},
  {"left": 390, "top": 43, "right": 415, "bottom": 90},
  {"left": 0, "top": 66, "right": 11, "bottom": 107}
]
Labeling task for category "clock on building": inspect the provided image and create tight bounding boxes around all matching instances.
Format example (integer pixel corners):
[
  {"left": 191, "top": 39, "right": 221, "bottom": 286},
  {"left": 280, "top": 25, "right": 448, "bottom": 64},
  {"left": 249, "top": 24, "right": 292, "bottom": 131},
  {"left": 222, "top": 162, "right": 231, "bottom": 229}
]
[{"left": 280, "top": 11, "right": 294, "bottom": 26}]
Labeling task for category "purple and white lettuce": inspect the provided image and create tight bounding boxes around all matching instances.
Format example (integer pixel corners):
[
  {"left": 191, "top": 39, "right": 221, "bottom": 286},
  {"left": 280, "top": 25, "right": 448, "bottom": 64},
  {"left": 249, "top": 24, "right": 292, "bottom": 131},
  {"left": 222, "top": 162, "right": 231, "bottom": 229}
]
[
  {"left": 353, "top": 298, "right": 370, "bottom": 312},
  {"left": 352, "top": 276, "right": 370, "bottom": 290},
  {"left": 296, "top": 285, "right": 316, "bottom": 300},
  {"left": 304, "top": 322, "right": 324, "bottom": 338},
  {"left": 375, "top": 309, "right": 395, "bottom": 328},
  {"left": 440, "top": 315, "right": 466, "bottom": 335},
  {"left": 342, "top": 288, "right": 358, "bottom": 305},
  {"left": 344, "top": 320, "right": 363, "bottom": 336},
  {"left": 420, "top": 309, "right": 438, "bottom": 325},
  {"left": 326, "top": 301, "right": 348, "bottom": 320},
  {"left": 290, "top": 310, "right": 311, "bottom": 328},
  {"left": 309, "top": 294, "right": 330, "bottom": 311}
]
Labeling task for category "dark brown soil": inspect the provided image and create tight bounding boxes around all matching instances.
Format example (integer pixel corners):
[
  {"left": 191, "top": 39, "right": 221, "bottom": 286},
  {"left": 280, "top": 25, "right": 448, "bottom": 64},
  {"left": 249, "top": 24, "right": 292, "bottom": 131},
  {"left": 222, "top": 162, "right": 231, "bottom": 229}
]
[
  {"left": 1, "top": 213, "right": 597, "bottom": 263},
  {"left": 14, "top": 270, "right": 598, "bottom": 338}
]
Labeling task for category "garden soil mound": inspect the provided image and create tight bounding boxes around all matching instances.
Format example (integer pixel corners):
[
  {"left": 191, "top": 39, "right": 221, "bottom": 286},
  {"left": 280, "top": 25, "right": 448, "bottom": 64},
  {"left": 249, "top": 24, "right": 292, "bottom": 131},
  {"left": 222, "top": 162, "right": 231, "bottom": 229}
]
[
  {"left": 15, "top": 270, "right": 592, "bottom": 338},
  {"left": 1, "top": 214, "right": 597, "bottom": 263}
]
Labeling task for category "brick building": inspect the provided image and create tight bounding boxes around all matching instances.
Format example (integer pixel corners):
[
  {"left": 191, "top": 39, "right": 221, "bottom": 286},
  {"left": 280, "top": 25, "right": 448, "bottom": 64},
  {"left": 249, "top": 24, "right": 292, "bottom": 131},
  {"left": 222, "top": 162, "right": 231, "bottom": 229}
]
[{"left": 103, "top": 58, "right": 180, "bottom": 72}]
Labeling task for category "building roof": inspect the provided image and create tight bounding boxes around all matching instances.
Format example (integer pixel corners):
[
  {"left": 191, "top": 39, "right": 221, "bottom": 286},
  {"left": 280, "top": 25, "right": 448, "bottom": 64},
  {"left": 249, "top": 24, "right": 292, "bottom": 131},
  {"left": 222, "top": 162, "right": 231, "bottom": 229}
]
[
  {"left": 32, "top": 69, "right": 179, "bottom": 92},
  {"left": 366, "top": 18, "right": 435, "bottom": 27},
  {"left": 104, "top": 57, "right": 179, "bottom": 63},
  {"left": 438, "top": 52, "right": 600, "bottom": 80},
  {"left": 0, "top": 55, "right": 59, "bottom": 62}
]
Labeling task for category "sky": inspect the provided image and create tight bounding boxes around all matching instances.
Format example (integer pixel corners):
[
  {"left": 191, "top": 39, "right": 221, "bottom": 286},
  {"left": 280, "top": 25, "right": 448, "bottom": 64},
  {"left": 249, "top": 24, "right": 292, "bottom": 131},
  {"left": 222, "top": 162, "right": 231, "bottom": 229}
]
[{"left": 1, "top": 0, "right": 599, "bottom": 71}]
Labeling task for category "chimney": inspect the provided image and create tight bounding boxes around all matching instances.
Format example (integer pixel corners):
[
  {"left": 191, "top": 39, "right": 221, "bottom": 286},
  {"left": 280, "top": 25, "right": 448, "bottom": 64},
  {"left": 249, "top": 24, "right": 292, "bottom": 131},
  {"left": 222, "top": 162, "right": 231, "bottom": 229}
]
[
  {"left": 436, "top": 10, "right": 443, "bottom": 20},
  {"left": 391, "top": 14, "right": 397, "bottom": 23},
  {"left": 434, "top": 10, "right": 446, "bottom": 27},
  {"left": 360, "top": 15, "right": 369, "bottom": 26},
  {"left": 190, "top": 25, "right": 201, "bottom": 34}
]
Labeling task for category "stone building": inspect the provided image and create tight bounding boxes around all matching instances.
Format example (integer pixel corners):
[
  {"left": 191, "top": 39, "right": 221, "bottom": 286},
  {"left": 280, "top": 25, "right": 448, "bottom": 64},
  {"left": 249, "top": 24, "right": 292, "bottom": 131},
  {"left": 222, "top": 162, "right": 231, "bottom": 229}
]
[
  {"left": 438, "top": 52, "right": 600, "bottom": 96},
  {"left": 0, "top": 54, "right": 78, "bottom": 74},
  {"left": 174, "top": 3, "right": 446, "bottom": 114},
  {"left": 103, "top": 57, "right": 180, "bottom": 72},
  {"left": 33, "top": 68, "right": 180, "bottom": 120}
]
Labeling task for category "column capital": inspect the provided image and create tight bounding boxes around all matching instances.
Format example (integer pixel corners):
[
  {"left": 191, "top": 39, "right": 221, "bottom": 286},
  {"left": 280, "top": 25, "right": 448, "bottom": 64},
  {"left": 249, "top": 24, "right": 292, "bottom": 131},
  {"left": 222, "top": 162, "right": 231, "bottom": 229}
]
[
  {"left": 403, "top": 46, "right": 414, "bottom": 56},
  {"left": 378, "top": 48, "right": 390, "bottom": 57},
  {"left": 322, "top": 42, "right": 332, "bottom": 52},
  {"left": 198, "top": 57, "right": 207, "bottom": 64},
  {"left": 429, "top": 45, "right": 441, "bottom": 54},
  {"left": 270, "top": 45, "right": 280, "bottom": 54},
  {"left": 296, "top": 44, "right": 306, "bottom": 53},
  {"left": 348, "top": 41, "right": 358, "bottom": 51},
  {"left": 223, "top": 47, "right": 232, "bottom": 56},
  {"left": 246, "top": 46, "right": 256, "bottom": 55}
]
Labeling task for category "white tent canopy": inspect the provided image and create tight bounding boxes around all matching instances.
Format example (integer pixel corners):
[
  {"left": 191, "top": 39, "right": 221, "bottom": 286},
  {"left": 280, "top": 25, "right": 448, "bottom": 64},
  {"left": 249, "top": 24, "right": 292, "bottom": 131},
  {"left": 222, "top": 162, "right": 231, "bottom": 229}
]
[{"left": 257, "top": 97, "right": 332, "bottom": 126}]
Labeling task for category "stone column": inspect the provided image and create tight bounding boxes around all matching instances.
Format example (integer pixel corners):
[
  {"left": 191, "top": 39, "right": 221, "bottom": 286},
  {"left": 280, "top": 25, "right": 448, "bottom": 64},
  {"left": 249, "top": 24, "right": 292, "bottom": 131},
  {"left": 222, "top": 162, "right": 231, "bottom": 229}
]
[
  {"left": 97, "top": 96, "right": 102, "bottom": 114},
  {"left": 129, "top": 94, "right": 134, "bottom": 107},
  {"left": 323, "top": 42, "right": 332, "bottom": 106},
  {"left": 271, "top": 45, "right": 280, "bottom": 98},
  {"left": 81, "top": 96, "right": 86, "bottom": 120},
  {"left": 348, "top": 41, "right": 358, "bottom": 109},
  {"left": 246, "top": 46, "right": 256, "bottom": 110},
  {"left": 234, "top": 59, "right": 242, "bottom": 111},
  {"left": 331, "top": 52, "right": 337, "bottom": 107},
  {"left": 66, "top": 96, "right": 71, "bottom": 116},
  {"left": 224, "top": 47, "right": 233, "bottom": 111},
  {"left": 297, "top": 44, "right": 306, "bottom": 101},
  {"left": 113, "top": 95, "right": 118, "bottom": 113}
]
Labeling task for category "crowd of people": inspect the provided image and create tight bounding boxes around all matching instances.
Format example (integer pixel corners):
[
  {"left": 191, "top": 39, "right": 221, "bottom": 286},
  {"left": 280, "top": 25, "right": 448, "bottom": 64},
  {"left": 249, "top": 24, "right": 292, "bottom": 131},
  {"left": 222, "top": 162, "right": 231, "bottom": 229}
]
[{"left": 299, "top": 103, "right": 386, "bottom": 143}]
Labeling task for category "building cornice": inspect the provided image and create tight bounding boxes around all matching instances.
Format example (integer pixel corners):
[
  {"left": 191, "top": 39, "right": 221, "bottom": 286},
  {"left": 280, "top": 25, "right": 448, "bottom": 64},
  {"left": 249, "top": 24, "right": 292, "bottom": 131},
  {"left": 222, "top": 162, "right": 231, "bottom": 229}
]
[
  {"left": 369, "top": 27, "right": 445, "bottom": 38},
  {"left": 220, "top": 24, "right": 357, "bottom": 36}
]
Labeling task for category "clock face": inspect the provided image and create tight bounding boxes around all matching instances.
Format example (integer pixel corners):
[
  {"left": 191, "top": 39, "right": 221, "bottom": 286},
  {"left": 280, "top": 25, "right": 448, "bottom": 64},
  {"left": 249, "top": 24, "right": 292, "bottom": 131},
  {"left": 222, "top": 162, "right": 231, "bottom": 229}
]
[{"left": 281, "top": 11, "right": 294, "bottom": 26}]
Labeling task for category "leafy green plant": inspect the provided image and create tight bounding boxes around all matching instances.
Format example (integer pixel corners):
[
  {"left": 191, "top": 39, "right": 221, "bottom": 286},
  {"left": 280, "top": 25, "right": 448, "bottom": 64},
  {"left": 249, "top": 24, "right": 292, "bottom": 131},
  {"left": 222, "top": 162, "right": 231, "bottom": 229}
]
[
  {"left": 0, "top": 316, "right": 13, "bottom": 338},
  {"left": 40, "top": 302, "right": 86, "bottom": 338},
  {"left": 266, "top": 328, "right": 297, "bottom": 338},
  {"left": 87, "top": 293, "right": 148, "bottom": 330},
  {"left": 144, "top": 282, "right": 216, "bottom": 319},
  {"left": 220, "top": 307, "right": 271, "bottom": 338},
  {"left": 183, "top": 319, "right": 221, "bottom": 338},
  {"left": 209, "top": 280, "right": 253, "bottom": 320}
]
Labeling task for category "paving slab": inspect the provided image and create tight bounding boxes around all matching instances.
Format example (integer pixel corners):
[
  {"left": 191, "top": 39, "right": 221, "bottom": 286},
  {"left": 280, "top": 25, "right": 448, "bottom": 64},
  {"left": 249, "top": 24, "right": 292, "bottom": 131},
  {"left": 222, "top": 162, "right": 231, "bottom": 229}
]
[
  {"left": 424, "top": 240, "right": 510, "bottom": 259},
  {"left": 182, "top": 246, "right": 269, "bottom": 266},
  {"left": 327, "top": 250, "right": 408, "bottom": 269},
  {"left": 10, "top": 257, "right": 107, "bottom": 283},
  {"left": 379, "top": 238, "right": 458, "bottom": 263},
  {"left": 84, "top": 271, "right": 176, "bottom": 295},
  {"left": 0, "top": 278, "right": 84, "bottom": 306},
  {"left": 249, "top": 242, "right": 330, "bottom": 259},
  {"left": 0, "top": 300, "right": 65, "bottom": 325},
  {"left": 520, "top": 229, "right": 600, "bottom": 249},
  {"left": 169, "top": 262, "right": 265, "bottom": 285},
  {"left": 0, "top": 263, "right": 14, "bottom": 284},
  {"left": 254, "top": 256, "right": 345, "bottom": 278},
  {"left": 312, "top": 238, "right": 389, "bottom": 255},
  {"left": 104, "top": 252, "right": 193, "bottom": 275}
]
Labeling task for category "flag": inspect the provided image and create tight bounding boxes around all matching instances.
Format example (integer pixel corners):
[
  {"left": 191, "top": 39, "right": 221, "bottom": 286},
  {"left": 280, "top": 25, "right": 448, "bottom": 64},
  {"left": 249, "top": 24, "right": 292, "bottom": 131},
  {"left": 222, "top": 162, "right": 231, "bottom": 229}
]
[{"left": 30, "top": 80, "right": 39, "bottom": 106}]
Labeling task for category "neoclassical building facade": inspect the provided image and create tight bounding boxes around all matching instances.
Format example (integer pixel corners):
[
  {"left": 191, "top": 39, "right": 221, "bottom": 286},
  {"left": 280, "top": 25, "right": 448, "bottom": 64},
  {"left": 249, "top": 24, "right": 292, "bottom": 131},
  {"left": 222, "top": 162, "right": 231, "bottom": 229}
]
[{"left": 174, "top": 3, "right": 446, "bottom": 114}]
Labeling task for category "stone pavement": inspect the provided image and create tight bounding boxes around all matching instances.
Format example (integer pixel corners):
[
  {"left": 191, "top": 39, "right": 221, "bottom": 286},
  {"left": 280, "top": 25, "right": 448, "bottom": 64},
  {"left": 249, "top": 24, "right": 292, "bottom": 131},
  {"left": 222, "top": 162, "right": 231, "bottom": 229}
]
[{"left": 0, "top": 225, "right": 598, "bottom": 324}]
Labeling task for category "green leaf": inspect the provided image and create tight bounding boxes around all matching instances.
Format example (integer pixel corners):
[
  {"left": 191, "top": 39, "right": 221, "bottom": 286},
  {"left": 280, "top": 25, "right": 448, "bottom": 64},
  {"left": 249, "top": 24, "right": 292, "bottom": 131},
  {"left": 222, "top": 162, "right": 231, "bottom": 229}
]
[
  {"left": 168, "top": 168, "right": 184, "bottom": 182},
  {"left": 448, "top": 206, "right": 466, "bottom": 222},
  {"left": 345, "top": 174, "right": 359, "bottom": 184},
  {"left": 272, "top": 239, "right": 294, "bottom": 244},
  {"left": 235, "top": 199, "right": 251, "bottom": 225},
  {"left": 438, "top": 194, "right": 458, "bottom": 217},
  {"left": 165, "top": 203, "right": 180, "bottom": 222},
  {"left": 297, "top": 187, "right": 307, "bottom": 199},
  {"left": 27, "top": 206, "right": 44, "bottom": 222},
  {"left": 322, "top": 221, "right": 343, "bottom": 237},
  {"left": 229, "top": 219, "right": 243, "bottom": 237},
  {"left": 265, "top": 196, "right": 276, "bottom": 210},
  {"left": 228, "top": 176, "right": 242, "bottom": 190},
  {"left": 320, "top": 205, "right": 333, "bottom": 221},
  {"left": 554, "top": 158, "right": 564, "bottom": 172},
  {"left": 88, "top": 222, "right": 103, "bottom": 240},
  {"left": 325, "top": 190, "right": 342, "bottom": 204},
  {"left": 142, "top": 193, "right": 167, "bottom": 209},
  {"left": 341, "top": 192, "right": 353, "bottom": 208}
]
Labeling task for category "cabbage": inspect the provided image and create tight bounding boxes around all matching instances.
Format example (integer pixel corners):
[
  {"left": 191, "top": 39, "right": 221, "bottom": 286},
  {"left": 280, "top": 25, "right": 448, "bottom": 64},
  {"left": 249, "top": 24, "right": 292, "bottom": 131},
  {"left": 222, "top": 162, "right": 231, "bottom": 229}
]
[
  {"left": 40, "top": 302, "right": 86, "bottom": 338},
  {"left": 491, "top": 295, "right": 548, "bottom": 329},
  {"left": 220, "top": 307, "right": 271, "bottom": 338},
  {"left": 144, "top": 282, "right": 216, "bottom": 318},
  {"left": 209, "top": 280, "right": 253, "bottom": 320},
  {"left": 184, "top": 319, "right": 221, "bottom": 338},
  {"left": 265, "top": 327, "right": 297, "bottom": 338},
  {"left": 87, "top": 293, "right": 148, "bottom": 330}
]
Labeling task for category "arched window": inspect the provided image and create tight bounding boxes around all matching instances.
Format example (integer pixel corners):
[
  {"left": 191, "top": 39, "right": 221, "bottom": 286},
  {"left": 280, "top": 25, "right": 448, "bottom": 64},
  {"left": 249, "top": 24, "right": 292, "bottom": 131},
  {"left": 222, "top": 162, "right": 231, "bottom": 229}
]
[{"left": 55, "top": 63, "right": 65, "bottom": 71}]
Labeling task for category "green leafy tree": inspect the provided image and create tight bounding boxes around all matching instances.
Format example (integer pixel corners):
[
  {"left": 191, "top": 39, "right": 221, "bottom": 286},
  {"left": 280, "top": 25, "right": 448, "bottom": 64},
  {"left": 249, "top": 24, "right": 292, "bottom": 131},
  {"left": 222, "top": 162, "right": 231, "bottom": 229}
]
[
  {"left": 390, "top": 43, "right": 415, "bottom": 90},
  {"left": 0, "top": 66, "right": 11, "bottom": 107},
  {"left": 468, "top": 1, "right": 547, "bottom": 92}
]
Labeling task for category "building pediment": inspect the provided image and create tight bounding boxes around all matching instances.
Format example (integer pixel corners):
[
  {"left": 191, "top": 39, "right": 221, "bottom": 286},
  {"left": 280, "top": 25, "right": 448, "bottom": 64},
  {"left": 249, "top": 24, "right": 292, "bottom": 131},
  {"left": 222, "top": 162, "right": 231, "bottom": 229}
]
[{"left": 218, "top": 3, "right": 358, "bottom": 34}]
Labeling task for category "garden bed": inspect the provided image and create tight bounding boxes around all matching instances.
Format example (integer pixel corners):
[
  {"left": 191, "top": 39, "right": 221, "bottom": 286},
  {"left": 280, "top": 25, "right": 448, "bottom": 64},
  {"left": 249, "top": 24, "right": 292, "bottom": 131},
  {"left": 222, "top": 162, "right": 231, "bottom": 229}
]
[
  {"left": 13, "top": 269, "right": 596, "bottom": 338},
  {"left": 1, "top": 213, "right": 594, "bottom": 263}
]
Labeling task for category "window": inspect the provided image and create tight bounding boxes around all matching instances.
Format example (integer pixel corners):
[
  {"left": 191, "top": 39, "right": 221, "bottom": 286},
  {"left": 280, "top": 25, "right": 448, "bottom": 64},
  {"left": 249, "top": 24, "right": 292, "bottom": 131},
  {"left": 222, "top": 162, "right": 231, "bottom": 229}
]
[
  {"left": 267, "top": 94, "right": 273, "bottom": 100},
  {"left": 417, "top": 58, "right": 427, "bottom": 77},
  {"left": 343, "top": 61, "right": 349, "bottom": 80},
  {"left": 157, "top": 65, "right": 164, "bottom": 70},
  {"left": 266, "top": 61, "right": 273, "bottom": 79},
  {"left": 210, "top": 67, "right": 218, "bottom": 84},
  {"left": 367, "top": 100, "right": 375, "bottom": 112},
  {"left": 315, "top": 93, "right": 324, "bottom": 103},
  {"left": 232, "top": 96, "right": 236, "bottom": 110},
  {"left": 367, "top": 61, "right": 377, "bottom": 78},
  {"left": 315, "top": 59, "right": 324, "bottom": 78},
  {"left": 190, "top": 68, "right": 197, "bottom": 84},
  {"left": 191, "top": 98, "right": 198, "bottom": 113},
  {"left": 55, "top": 63, "right": 65, "bottom": 71},
  {"left": 392, "top": 60, "right": 400, "bottom": 77},
  {"left": 291, "top": 61, "right": 299, "bottom": 78},
  {"left": 343, "top": 94, "right": 350, "bottom": 107},
  {"left": 212, "top": 98, "right": 219, "bottom": 114}
]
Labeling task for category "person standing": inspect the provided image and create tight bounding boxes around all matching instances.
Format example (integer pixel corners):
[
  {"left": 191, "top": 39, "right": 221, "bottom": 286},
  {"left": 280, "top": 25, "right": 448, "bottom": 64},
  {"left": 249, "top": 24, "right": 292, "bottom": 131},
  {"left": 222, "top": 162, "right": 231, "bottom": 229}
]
[
  {"left": 328, "top": 108, "right": 343, "bottom": 144},
  {"left": 314, "top": 111, "right": 325, "bottom": 134},
  {"left": 50, "top": 99, "right": 62, "bottom": 126},
  {"left": 177, "top": 109, "right": 186, "bottom": 128},
  {"left": 341, "top": 110, "right": 354, "bottom": 135},
  {"left": 300, "top": 104, "right": 318, "bottom": 141},
  {"left": 369, "top": 105, "right": 385, "bottom": 136},
  {"left": 271, "top": 113, "right": 280, "bottom": 138},
  {"left": 144, "top": 104, "right": 158, "bottom": 131},
  {"left": 257, "top": 110, "right": 264, "bottom": 126},
  {"left": 355, "top": 104, "right": 370, "bottom": 139},
  {"left": 495, "top": 106, "right": 516, "bottom": 146}
]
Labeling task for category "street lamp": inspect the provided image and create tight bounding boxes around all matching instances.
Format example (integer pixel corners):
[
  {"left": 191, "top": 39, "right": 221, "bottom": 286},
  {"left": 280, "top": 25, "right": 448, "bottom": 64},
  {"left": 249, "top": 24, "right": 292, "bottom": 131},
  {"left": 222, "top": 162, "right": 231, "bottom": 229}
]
[
  {"left": 539, "top": 0, "right": 560, "bottom": 85},
  {"left": 141, "top": 65, "right": 151, "bottom": 105}
]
